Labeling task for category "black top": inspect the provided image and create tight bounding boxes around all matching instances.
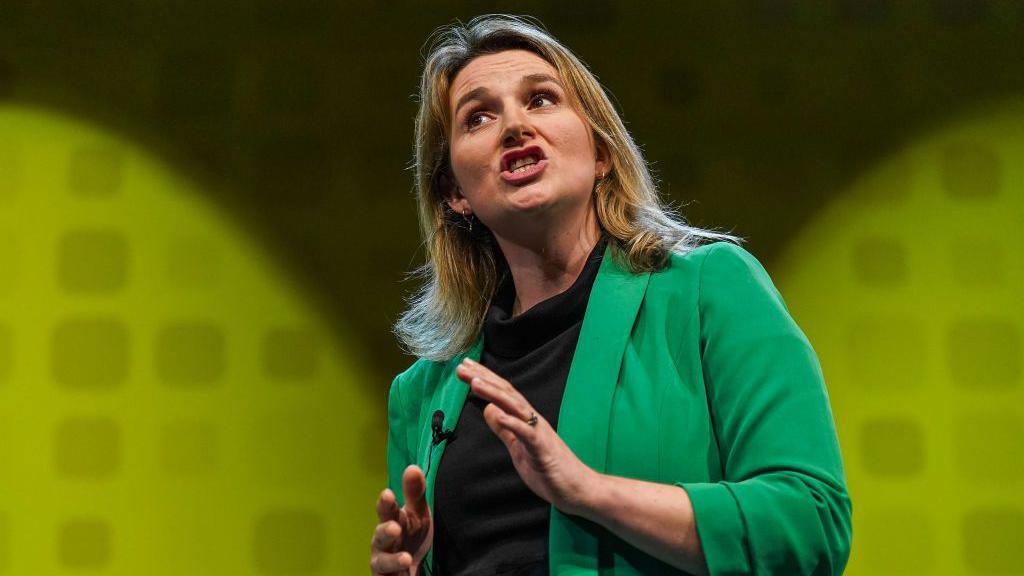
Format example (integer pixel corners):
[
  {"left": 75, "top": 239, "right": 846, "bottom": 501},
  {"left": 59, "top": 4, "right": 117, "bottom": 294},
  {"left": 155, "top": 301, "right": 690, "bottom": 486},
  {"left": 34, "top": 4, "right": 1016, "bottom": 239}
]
[{"left": 432, "top": 239, "right": 606, "bottom": 576}]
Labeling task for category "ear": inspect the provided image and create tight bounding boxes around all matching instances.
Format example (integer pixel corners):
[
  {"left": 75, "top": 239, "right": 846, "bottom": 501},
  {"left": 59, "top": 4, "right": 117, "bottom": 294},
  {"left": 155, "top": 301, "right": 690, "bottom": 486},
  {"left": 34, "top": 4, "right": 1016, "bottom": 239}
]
[
  {"left": 594, "top": 137, "right": 611, "bottom": 178},
  {"left": 439, "top": 170, "right": 471, "bottom": 215}
]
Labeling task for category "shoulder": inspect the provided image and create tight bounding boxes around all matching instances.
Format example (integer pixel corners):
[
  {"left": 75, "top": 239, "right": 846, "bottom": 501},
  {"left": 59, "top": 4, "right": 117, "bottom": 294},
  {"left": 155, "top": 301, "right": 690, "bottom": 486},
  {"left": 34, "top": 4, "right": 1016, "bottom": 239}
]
[
  {"left": 391, "top": 357, "right": 447, "bottom": 396},
  {"left": 637, "top": 241, "right": 752, "bottom": 321},
  {"left": 682, "top": 243, "right": 802, "bottom": 338},
  {"left": 393, "top": 356, "right": 446, "bottom": 383},
  {"left": 388, "top": 356, "right": 451, "bottom": 419},
  {"left": 654, "top": 240, "right": 787, "bottom": 313},
  {"left": 693, "top": 241, "right": 783, "bottom": 302},
  {"left": 667, "top": 241, "right": 762, "bottom": 274},
  {"left": 652, "top": 240, "right": 764, "bottom": 289}
]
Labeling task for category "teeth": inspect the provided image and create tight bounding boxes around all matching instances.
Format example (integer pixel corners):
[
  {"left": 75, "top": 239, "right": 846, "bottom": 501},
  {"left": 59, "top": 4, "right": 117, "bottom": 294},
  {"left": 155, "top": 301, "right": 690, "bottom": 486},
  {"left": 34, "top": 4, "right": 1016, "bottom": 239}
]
[{"left": 509, "top": 155, "right": 538, "bottom": 172}]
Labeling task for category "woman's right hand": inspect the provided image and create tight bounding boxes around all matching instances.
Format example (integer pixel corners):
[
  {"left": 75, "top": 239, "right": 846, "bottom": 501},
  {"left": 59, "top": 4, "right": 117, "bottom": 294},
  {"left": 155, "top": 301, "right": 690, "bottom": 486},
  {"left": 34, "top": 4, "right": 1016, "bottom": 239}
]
[{"left": 371, "top": 465, "right": 433, "bottom": 575}]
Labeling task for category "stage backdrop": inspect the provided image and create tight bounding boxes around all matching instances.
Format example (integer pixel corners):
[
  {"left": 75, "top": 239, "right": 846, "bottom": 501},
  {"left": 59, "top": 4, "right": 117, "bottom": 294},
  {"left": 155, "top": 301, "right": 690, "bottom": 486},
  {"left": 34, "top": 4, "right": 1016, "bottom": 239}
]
[{"left": 0, "top": 2, "right": 1021, "bottom": 574}]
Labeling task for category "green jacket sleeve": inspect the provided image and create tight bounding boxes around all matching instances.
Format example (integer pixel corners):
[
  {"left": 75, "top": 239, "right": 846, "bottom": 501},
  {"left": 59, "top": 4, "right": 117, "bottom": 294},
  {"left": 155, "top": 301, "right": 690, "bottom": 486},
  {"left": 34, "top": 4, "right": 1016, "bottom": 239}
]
[
  {"left": 678, "top": 243, "right": 853, "bottom": 575},
  {"left": 386, "top": 373, "right": 412, "bottom": 507}
]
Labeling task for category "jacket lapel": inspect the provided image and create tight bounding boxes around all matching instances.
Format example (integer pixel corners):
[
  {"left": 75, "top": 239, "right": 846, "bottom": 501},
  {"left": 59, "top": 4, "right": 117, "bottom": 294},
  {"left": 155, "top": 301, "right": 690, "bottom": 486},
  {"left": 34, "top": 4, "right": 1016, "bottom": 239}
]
[
  {"left": 550, "top": 244, "right": 652, "bottom": 573},
  {"left": 418, "top": 336, "right": 483, "bottom": 508},
  {"left": 419, "top": 336, "right": 482, "bottom": 572}
]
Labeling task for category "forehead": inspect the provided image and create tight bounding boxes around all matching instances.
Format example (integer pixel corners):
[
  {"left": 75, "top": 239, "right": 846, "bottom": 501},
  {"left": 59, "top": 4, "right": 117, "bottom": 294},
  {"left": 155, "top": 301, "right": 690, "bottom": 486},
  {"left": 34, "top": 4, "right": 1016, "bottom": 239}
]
[{"left": 450, "top": 49, "right": 560, "bottom": 102}]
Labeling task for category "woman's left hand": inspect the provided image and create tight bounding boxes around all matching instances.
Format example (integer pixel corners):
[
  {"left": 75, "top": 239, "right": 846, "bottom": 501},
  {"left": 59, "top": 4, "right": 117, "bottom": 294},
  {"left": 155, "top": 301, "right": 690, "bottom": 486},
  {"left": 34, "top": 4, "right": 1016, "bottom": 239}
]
[{"left": 455, "top": 358, "right": 598, "bottom": 516}]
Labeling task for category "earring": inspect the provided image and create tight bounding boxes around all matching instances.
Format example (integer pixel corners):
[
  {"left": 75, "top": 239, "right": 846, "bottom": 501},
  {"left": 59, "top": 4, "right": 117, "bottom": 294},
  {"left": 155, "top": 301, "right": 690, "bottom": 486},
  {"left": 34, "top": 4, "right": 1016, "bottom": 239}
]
[{"left": 462, "top": 207, "right": 473, "bottom": 232}]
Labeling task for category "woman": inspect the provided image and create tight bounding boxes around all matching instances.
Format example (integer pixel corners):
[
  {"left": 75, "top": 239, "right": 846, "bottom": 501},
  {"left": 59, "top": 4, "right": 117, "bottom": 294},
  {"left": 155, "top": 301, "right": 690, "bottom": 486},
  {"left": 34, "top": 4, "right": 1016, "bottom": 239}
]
[{"left": 371, "top": 14, "right": 852, "bottom": 576}]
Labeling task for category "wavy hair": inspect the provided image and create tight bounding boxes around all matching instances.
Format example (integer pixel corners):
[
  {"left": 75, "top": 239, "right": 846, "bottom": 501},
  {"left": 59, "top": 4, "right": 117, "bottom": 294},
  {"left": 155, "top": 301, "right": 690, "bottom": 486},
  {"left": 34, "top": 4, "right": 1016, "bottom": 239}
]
[{"left": 395, "top": 14, "right": 741, "bottom": 361}]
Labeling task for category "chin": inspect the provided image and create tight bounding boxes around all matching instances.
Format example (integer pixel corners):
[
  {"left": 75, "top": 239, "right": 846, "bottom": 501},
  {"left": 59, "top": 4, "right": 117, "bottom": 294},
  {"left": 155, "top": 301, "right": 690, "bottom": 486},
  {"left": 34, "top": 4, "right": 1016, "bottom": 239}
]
[{"left": 505, "top": 186, "right": 557, "bottom": 213}]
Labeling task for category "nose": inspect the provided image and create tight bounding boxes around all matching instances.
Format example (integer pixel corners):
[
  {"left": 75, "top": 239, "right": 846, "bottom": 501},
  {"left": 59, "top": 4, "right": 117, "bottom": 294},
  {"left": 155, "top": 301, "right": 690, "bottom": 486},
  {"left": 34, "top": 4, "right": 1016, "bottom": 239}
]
[{"left": 501, "top": 107, "right": 534, "bottom": 148}]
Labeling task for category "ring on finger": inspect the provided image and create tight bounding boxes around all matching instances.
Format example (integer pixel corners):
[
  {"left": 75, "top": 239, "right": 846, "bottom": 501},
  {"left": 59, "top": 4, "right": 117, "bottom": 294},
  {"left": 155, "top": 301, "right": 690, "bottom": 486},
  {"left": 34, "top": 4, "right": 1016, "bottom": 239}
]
[{"left": 525, "top": 411, "right": 538, "bottom": 427}]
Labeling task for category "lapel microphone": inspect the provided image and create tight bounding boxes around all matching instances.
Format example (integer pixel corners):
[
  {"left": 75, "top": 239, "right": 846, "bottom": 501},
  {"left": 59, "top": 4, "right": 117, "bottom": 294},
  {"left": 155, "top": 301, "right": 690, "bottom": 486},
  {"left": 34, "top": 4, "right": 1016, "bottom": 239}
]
[
  {"left": 424, "top": 410, "right": 456, "bottom": 480},
  {"left": 431, "top": 410, "right": 456, "bottom": 446}
]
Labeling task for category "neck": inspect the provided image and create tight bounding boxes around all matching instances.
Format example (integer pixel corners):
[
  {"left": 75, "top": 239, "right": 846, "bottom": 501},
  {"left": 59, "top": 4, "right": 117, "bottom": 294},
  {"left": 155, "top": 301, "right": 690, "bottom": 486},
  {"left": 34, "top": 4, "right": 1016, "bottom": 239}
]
[{"left": 493, "top": 208, "right": 601, "bottom": 317}]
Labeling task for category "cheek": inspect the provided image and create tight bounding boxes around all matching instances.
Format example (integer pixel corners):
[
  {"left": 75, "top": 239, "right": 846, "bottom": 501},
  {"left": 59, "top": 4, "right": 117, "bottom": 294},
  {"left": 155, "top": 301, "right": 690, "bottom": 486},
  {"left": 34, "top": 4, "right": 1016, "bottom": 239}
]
[
  {"left": 552, "top": 126, "right": 596, "bottom": 176},
  {"left": 550, "top": 116, "right": 595, "bottom": 162},
  {"left": 450, "top": 142, "right": 493, "bottom": 185}
]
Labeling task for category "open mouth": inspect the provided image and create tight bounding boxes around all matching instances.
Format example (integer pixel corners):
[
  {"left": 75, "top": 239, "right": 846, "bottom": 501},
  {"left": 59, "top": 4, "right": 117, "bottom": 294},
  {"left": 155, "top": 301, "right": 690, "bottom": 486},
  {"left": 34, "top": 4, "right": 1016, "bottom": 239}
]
[
  {"left": 500, "top": 146, "right": 548, "bottom": 184},
  {"left": 501, "top": 146, "right": 546, "bottom": 172},
  {"left": 507, "top": 155, "right": 540, "bottom": 173}
]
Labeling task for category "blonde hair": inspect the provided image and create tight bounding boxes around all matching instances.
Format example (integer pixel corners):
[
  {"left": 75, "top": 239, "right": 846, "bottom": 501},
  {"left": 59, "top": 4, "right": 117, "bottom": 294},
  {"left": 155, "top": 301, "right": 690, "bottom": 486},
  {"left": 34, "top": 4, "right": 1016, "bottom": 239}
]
[{"left": 396, "top": 14, "right": 741, "bottom": 361}]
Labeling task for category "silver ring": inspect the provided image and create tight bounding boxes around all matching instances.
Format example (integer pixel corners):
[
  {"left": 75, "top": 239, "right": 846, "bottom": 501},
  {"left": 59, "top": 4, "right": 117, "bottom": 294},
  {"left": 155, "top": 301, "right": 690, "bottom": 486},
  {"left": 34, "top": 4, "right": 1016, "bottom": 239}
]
[{"left": 526, "top": 411, "right": 538, "bottom": 427}]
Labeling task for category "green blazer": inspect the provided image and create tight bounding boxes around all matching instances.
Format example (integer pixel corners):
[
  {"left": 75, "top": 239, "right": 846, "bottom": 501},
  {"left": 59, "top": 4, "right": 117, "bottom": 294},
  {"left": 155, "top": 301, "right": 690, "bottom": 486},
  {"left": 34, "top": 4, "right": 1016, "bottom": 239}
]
[{"left": 387, "top": 242, "right": 852, "bottom": 575}]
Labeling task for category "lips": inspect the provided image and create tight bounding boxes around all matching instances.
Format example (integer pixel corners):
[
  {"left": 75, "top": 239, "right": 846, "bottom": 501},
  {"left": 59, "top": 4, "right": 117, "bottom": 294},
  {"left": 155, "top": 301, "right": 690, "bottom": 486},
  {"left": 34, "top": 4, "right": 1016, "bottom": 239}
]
[
  {"left": 501, "top": 146, "right": 547, "bottom": 173},
  {"left": 500, "top": 157, "right": 547, "bottom": 185},
  {"left": 499, "top": 145, "right": 548, "bottom": 185}
]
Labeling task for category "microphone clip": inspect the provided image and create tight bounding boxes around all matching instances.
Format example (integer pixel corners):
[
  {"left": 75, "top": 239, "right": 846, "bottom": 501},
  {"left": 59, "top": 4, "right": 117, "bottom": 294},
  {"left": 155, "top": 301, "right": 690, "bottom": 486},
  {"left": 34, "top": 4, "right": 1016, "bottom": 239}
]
[{"left": 431, "top": 409, "right": 455, "bottom": 446}]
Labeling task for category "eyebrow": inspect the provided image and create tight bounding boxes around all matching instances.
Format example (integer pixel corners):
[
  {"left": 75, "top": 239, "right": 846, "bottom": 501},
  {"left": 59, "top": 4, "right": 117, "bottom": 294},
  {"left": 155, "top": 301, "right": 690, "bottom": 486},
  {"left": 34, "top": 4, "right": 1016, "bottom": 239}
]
[{"left": 453, "top": 73, "right": 564, "bottom": 116}]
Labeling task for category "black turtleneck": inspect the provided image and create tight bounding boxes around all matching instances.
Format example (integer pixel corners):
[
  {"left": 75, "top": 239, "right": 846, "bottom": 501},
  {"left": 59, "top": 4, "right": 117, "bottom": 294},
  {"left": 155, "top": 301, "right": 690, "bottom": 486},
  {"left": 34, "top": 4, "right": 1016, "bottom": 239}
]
[{"left": 432, "top": 238, "right": 606, "bottom": 576}]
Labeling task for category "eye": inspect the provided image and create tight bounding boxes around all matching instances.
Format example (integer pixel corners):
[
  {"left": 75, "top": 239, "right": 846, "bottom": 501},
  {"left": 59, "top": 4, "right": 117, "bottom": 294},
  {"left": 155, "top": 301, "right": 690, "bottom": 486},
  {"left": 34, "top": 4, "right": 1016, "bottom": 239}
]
[
  {"left": 465, "top": 110, "right": 492, "bottom": 130},
  {"left": 530, "top": 92, "right": 556, "bottom": 108}
]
